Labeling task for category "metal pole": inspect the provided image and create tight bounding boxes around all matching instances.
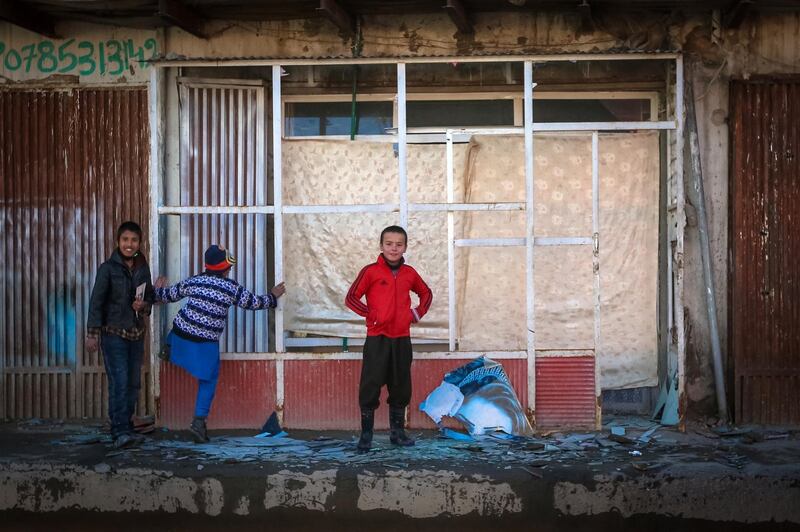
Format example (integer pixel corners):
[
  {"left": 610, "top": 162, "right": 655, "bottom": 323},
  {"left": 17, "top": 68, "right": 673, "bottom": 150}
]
[
  {"left": 397, "top": 63, "right": 408, "bottom": 228},
  {"left": 272, "top": 65, "right": 285, "bottom": 353},
  {"left": 255, "top": 87, "right": 267, "bottom": 351},
  {"left": 446, "top": 130, "right": 456, "bottom": 351},
  {"left": 674, "top": 55, "right": 687, "bottom": 430},
  {"left": 148, "top": 65, "right": 165, "bottom": 417},
  {"left": 524, "top": 61, "right": 536, "bottom": 424},
  {"left": 685, "top": 78, "right": 729, "bottom": 423},
  {"left": 592, "top": 131, "right": 602, "bottom": 430}
]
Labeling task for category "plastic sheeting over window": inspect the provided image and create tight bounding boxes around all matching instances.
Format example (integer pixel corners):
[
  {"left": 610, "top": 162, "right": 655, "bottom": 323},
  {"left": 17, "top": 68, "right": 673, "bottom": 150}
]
[{"left": 281, "top": 132, "right": 658, "bottom": 390}]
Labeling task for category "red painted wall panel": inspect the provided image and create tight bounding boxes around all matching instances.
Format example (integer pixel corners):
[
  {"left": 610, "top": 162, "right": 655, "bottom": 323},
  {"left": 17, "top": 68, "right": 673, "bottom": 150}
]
[
  {"left": 283, "top": 359, "right": 390, "bottom": 430},
  {"left": 159, "top": 357, "right": 530, "bottom": 430},
  {"left": 282, "top": 358, "right": 527, "bottom": 430},
  {"left": 159, "top": 360, "right": 276, "bottom": 429}
]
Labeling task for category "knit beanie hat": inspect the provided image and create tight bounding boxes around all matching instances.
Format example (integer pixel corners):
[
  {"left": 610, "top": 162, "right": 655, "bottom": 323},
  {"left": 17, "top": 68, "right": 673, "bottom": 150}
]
[{"left": 205, "top": 245, "right": 236, "bottom": 272}]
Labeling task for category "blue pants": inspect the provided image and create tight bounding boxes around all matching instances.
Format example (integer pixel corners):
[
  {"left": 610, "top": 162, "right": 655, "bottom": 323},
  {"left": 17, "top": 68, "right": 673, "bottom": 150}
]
[
  {"left": 101, "top": 333, "right": 144, "bottom": 438},
  {"left": 195, "top": 376, "right": 219, "bottom": 418}
]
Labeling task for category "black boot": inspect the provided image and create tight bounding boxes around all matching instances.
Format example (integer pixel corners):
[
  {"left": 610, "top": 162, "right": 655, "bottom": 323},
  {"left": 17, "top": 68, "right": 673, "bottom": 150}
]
[
  {"left": 189, "top": 416, "right": 209, "bottom": 443},
  {"left": 357, "top": 408, "right": 374, "bottom": 453},
  {"left": 389, "top": 407, "right": 414, "bottom": 446}
]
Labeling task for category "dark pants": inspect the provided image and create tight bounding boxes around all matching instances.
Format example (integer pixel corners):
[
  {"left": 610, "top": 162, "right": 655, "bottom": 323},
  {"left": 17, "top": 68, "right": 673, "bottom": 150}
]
[
  {"left": 359, "top": 335, "right": 413, "bottom": 410},
  {"left": 101, "top": 333, "right": 144, "bottom": 438}
]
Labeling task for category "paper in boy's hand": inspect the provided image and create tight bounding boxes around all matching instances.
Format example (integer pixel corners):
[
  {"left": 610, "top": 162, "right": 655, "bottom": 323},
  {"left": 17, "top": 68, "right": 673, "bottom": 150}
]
[{"left": 135, "top": 283, "right": 146, "bottom": 301}]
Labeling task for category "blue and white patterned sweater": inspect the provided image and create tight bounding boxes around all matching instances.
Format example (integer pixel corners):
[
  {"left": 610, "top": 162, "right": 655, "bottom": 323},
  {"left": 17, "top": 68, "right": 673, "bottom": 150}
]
[{"left": 155, "top": 273, "right": 276, "bottom": 342}]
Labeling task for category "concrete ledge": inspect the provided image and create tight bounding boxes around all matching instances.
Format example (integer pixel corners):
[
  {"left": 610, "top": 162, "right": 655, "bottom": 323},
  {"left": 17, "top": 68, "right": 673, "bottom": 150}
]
[
  {"left": 3, "top": 461, "right": 800, "bottom": 527},
  {"left": 3, "top": 422, "right": 800, "bottom": 529}
]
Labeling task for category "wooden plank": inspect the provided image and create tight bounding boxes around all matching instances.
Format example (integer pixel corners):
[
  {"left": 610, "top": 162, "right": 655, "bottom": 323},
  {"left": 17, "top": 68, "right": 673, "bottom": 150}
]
[
  {"left": 443, "top": 0, "right": 473, "bottom": 34},
  {"left": 158, "top": 0, "right": 208, "bottom": 39},
  {"left": 0, "top": 0, "right": 58, "bottom": 38},
  {"left": 577, "top": 0, "right": 594, "bottom": 32},
  {"left": 723, "top": 0, "right": 754, "bottom": 29},
  {"left": 318, "top": 0, "right": 355, "bottom": 35}
]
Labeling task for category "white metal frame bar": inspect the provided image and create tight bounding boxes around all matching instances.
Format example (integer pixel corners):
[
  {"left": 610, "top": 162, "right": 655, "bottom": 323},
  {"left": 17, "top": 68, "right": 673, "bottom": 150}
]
[
  {"left": 523, "top": 60, "right": 536, "bottom": 421},
  {"left": 397, "top": 63, "right": 408, "bottom": 228},
  {"left": 454, "top": 238, "right": 526, "bottom": 247},
  {"left": 446, "top": 131, "right": 457, "bottom": 351},
  {"left": 591, "top": 131, "right": 602, "bottom": 429},
  {"left": 281, "top": 90, "right": 661, "bottom": 139},
  {"left": 271, "top": 65, "right": 286, "bottom": 422},
  {"left": 152, "top": 52, "right": 681, "bottom": 68},
  {"left": 148, "top": 66, "right": 165, "bottom": 411},
  {"left": 411, "top": 202, "right": 524, "bottom": 212},
  {"left": 284, "top": 336, "right": 445, "bottom": 347},
  {"left": 272, "top": 65, "right": 285, "bottom": 354},
  {"left": 219, "top": 351, "right": 528, "bottom": 361},
  {"left": 535, "top": 237, "right": 593, "bottom": 246},
  {"left": 255, "top": 85, "right": 267, "bottom": 351},
  {"left": 159, "top": 206, "right": 276, "bottom": 214}
]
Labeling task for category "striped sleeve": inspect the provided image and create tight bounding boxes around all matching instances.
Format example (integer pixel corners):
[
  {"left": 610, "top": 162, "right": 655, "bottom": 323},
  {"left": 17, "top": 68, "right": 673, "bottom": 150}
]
[
  {"left": 155, "top": 278, "right": 189, "bottom": 303},
  {"left": 345, "top": 264, "right": 371, "bottom": 317},
  {"left": 234, "top": 284, "right": 277, "bottom": 310}
]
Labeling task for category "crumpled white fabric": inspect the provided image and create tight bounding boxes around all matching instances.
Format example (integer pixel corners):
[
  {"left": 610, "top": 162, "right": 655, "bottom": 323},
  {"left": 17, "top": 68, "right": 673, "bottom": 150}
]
[{"left": 419, "top": 382, "right": 464, "bottom": 424}]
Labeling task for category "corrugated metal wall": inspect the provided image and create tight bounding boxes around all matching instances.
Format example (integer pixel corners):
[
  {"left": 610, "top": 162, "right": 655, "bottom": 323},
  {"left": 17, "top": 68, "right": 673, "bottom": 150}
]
[
  {"left": 179, "top": 82, "right": 269, "bottom": 353},
  {"left": 0, "top": 87, "right": 152, "bottom": 420},
  {"left": 159, "top": 360, "right": 277, "bottom": 429},
  {"left": 282, "top": 359, "right": 527, "bottom": 430},
  {"left": 535, "top": 356, "right": 596, "bottom": 428},
  {"left": 730, "top": 79, "right": 800, "bottom": 425},
  {"left": 158, "top": 80, "right": 273, "bottom": 428}
]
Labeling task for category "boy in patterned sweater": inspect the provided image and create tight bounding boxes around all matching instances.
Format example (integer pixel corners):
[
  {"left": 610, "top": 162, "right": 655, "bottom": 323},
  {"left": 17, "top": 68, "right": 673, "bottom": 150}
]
[{"left": 155, "top": 244, "right": 285, "bottom": 442}]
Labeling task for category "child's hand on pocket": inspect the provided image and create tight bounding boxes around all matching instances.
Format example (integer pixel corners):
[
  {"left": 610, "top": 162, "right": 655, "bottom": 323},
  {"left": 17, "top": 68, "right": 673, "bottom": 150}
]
[
  {"left": 132, "top": 300, "right": 147, "bottom": 312},
  {"left": 85, "top": 337, "right": 99, "bottom": 353}
]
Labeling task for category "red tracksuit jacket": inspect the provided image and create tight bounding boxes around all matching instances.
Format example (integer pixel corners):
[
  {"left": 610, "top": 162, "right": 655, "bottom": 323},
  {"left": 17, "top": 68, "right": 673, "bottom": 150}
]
[{"left": 345, "top": 254, "right": 433, "bottom": 338}]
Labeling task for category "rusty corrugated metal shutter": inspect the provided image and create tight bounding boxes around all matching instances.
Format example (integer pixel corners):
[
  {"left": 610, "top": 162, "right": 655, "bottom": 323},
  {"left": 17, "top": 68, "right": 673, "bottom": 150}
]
[
  {"left": 730, "top": 79, "right": 800, "bottom": 425},
  {"left": 178, "top": 82, "right": 269, "bottom": 353},
  {"left": 157, "top": 80, "right": 272, "bottom": 428},
  {"left": 0, "top": 87, "right": 151, "bottom": 420},
  {"left": 159, "top": 360, "right": 277, "bottom": 429},
  {"left": 535, "top": 356, "right": 596, "bottom": 428},
  {"left": 278, "top": 359, "right": 527, "bottom": 431}
]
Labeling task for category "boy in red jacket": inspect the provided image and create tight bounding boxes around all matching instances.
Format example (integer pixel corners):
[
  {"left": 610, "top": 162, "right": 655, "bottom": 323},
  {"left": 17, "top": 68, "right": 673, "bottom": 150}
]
[{"left": 346, "top": 225, "right": 433, "bottom": 452}]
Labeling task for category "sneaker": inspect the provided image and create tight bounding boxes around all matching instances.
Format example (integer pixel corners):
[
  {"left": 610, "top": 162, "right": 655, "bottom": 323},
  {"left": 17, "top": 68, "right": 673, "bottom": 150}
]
[{"left": 189, "top": 418, "right": 209, "bottom": 443}]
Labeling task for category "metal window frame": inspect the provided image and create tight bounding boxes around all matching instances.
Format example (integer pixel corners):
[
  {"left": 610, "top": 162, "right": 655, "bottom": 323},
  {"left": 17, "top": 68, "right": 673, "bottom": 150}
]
[
  {"left": 281, "top": 90, "right": 660, "bottom": 139},
  {"left": 149, "top": 53, "right": 685, "bottom": 429}
]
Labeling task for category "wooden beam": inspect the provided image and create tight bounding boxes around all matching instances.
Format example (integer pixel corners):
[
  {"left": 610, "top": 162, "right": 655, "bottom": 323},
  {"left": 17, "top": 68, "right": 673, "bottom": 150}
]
[
  {"left": 577, "top": 0, "right": 594, "bottom": 32},
  {"left": 318, "top": 0, "right": 355, "bottom": 36},
  {"left": 0, "top": 0, "right": 58, "bottom": 38},
  {"left": 158, "top": 0, "right": 208, "bottom": 39},
  {"left": 722, "top": 0, "right": 754, "bottom": 29},
  {"left": 444, "top": 0, "right": 473, "bottom": 34}
]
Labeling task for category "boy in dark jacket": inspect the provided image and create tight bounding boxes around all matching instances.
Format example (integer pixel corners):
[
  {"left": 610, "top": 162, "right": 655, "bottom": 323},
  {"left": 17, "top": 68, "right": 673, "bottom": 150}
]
[
  {"left": 86, "top": 221, "right": 154, "bottom": 449},
  {"left": 345, "top": 225, "right": 433, "bottom": 452}
]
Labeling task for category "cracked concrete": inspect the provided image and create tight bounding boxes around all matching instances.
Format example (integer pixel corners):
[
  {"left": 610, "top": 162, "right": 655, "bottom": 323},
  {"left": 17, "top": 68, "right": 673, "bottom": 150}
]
[{"left": 1, "top": 420, "right": 799, "bottom": 530}]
